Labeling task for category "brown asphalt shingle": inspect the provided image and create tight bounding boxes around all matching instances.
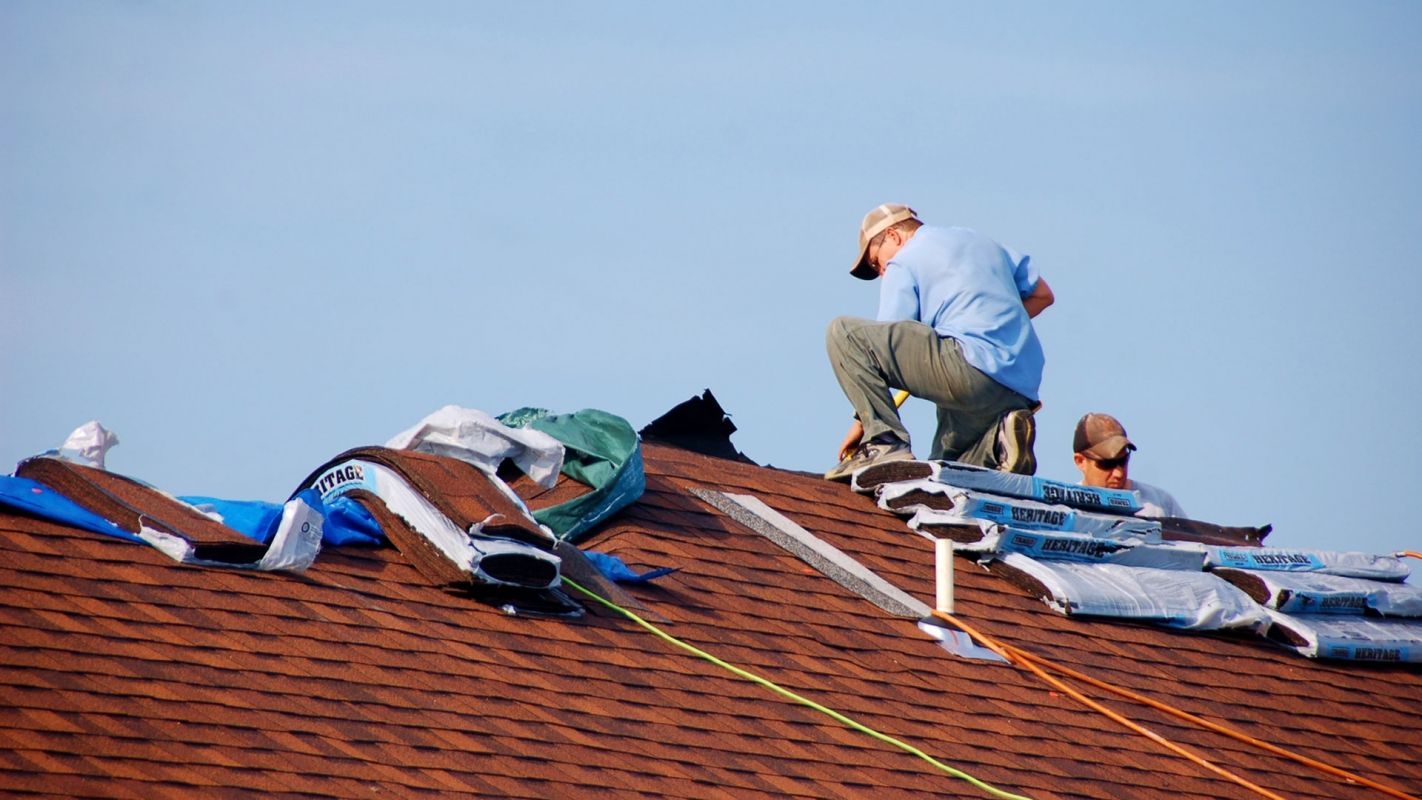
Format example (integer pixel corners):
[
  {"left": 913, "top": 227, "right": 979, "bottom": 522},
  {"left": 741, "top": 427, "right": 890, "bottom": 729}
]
[
  {"left": 15, "top": 456, "right": 268, "bottom": 562},
  {"left": 0, "top": 442, "right": 1419, "bottom": 799}
]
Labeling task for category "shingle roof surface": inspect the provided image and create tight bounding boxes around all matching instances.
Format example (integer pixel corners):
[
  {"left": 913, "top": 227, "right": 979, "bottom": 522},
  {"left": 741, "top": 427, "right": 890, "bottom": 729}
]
[{"left": 2, "top": 443, "right": 1419, "bottom": 799}]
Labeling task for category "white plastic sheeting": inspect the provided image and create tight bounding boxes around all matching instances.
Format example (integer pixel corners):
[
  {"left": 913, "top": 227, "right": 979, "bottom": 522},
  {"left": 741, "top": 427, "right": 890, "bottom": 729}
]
[
  {"left": 997, "top": 553, "right": 1270, "bottom": 631},
  {"left": 1265, "top": 610, "right": 1422, "bottom": 663},
  {"left": 1206, "top": 547, "right": 1411, "bottom": 582},
  {"left": 386, "top": 405, "right": 565, "bottom": 488},
  {"left": 54, "top": 420, "right": 120, "bottom": 469}
]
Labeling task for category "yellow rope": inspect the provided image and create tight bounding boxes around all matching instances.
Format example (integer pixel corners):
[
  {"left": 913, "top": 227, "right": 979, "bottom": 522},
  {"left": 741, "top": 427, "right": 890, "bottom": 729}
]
[{"left": 562, "top": 577, "right": 1034, "bottom": 800}]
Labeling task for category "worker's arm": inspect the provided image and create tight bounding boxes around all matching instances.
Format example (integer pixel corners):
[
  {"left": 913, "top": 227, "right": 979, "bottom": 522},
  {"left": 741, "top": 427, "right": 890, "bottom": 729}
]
[
  {"left": 837, "top": 420, "right": 864, "bottom": 461},
  {"left": 1023, "top": 277, "right": 1054, "bottom": 319},
  {"left": 835, "top": 391, "right": 908, "bottom": 462}
]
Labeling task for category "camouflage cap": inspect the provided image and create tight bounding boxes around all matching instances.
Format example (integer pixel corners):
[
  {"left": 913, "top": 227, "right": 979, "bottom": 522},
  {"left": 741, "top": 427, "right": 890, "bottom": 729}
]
[{"left": 1073, "top": 413, "right": 1138, "bottom": 460}]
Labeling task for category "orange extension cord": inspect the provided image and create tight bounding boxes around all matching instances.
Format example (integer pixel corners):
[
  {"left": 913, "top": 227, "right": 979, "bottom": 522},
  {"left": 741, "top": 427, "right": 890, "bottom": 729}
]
[
  {"left": 933, "top": 611, "right": 1420, "bottom": 800},
  {"left": 932, "top": 611, "right": 1284, "bottom": 800},
  {"left": 1003, "top": 646, "right": 1419, "bottom": 800}
]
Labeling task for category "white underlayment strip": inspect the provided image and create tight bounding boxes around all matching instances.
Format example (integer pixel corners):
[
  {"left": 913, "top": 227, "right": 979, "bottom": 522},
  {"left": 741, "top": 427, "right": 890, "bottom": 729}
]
[
  {"left": 363, "top": 461, "right": 479, "bottom": 568},
  {"left": 692, "top": 488, "right": 930, "bottom": 619}
]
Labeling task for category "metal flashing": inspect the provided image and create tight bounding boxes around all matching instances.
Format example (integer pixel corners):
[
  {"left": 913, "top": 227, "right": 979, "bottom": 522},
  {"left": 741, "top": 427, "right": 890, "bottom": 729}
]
[{"left": 691, "top": 488, "right": 930, "bottom": 619}]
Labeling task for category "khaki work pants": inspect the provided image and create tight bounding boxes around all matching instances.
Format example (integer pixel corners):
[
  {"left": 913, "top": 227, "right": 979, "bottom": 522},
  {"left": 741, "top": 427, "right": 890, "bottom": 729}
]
[{"left": 826, "top": 316, "right": 1031, "bottom": 466}]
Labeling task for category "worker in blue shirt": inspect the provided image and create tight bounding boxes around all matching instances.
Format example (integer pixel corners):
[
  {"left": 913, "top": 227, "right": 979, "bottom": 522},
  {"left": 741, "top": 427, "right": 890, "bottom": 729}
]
[{"left": 825, "top": 204, "right": 1053, "bottom": 482}]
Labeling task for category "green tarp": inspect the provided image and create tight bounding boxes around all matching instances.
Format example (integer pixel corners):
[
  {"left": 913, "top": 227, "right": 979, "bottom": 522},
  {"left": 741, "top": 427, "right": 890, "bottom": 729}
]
[{"left": 498, "top": 407, "right": 646, "bottom": 542}]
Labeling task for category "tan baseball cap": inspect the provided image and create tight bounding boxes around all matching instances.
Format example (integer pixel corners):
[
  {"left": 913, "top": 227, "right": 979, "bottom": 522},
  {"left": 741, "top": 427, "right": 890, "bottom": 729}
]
[
  {"left": 851, "top": 203, "right": 917, "bottom": 280},
  {"left": 1073, "top": 413, "right": 1138, "bottom": 460}
]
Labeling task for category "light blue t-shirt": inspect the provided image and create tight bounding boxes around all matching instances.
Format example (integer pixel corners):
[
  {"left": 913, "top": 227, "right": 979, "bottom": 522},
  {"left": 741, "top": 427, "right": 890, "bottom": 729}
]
[{"left": 877, "top": 225, "right": 1044, "bottom": 401}]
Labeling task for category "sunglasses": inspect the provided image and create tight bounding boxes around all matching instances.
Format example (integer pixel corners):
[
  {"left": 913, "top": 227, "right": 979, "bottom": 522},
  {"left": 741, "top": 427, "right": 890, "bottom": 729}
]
[
  {"left": 1092, "top": 453, "right": 1131, "bottom": 471},
  {"left": 867, "top": 240, "right": 884, "bottom": 273}
]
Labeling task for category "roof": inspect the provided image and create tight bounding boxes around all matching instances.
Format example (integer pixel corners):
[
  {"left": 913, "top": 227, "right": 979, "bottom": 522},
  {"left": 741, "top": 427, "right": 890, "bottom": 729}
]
[{"left": 2, "top": 441, "right": 1420, "bottom": 799}]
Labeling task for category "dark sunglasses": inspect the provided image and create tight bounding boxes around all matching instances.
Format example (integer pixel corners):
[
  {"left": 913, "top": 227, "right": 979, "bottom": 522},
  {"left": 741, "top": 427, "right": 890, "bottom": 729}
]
[{"left": 1092, "top": 453, "right": 1131, "bottom": 471}]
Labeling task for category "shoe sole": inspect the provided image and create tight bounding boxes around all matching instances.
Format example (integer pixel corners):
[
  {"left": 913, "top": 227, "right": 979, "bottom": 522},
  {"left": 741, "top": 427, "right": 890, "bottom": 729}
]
[
  {"left": 1000, "top": 411, "right": 1037, "bottom": 475},
  {"left": 825, "top": 448, "right": 914, "bottom": 483}
]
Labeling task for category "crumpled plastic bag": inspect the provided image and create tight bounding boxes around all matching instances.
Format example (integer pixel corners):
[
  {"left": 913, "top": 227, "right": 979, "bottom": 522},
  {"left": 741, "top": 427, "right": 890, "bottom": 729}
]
[
  {"left": 55, "top": 420, "right": 120, "bottom": 469},
  {"left": 386, "top": 405, "right": 564, "bottom": 487}
]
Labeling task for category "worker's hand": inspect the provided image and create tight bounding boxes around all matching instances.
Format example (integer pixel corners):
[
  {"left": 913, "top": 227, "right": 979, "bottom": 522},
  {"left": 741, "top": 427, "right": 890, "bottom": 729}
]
[{"left": 837, "top": 420, "right": 865, "bottom": 462}]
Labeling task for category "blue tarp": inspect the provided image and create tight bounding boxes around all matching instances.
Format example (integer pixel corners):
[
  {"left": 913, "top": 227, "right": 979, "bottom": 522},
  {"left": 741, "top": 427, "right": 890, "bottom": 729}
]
[
  {"left": 584, "top": 550, "right": 677, "bottom": 584},
  {"left": 181, "top": 496, "right": 284, "bottom": 543},
  {"left": 181, "top": 493, "right": 384, "bottom": 547},
  {"left": 0, "top": 475, "right": 140, "bottom": 543}
]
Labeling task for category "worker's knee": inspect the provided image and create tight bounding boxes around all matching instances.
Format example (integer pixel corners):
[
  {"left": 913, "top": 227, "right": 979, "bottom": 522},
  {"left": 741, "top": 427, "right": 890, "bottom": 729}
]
[{"left": 825, "top": 316, "right": 855, "bottom": 350}]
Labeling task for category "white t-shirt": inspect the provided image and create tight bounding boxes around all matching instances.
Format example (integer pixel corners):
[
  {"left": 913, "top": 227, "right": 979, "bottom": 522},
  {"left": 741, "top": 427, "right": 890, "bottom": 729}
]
[{"left": 1131, "top": 479, "right": 1186, "bottom": 519}]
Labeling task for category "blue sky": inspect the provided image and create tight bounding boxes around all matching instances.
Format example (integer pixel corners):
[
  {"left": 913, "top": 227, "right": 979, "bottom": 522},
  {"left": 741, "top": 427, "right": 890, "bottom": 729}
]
[{"left": 3, "top": 1, "right": 1419, "bottom": 556}]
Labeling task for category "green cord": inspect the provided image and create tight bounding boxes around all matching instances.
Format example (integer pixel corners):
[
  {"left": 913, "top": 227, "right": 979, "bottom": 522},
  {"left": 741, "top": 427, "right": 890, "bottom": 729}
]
[{"left": 563, "top": 577, "right": 1034, "bottom": 800}]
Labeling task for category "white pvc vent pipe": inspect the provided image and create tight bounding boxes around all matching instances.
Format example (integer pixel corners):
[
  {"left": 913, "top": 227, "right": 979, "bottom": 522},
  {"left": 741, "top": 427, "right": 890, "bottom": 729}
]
[{"left": 936, "top": 537, "right": 955, "bottom": 613}]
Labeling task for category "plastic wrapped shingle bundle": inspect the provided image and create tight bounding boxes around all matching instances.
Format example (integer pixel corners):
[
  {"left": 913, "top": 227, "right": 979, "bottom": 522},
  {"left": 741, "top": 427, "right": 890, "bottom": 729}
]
[
  {"left": 1214, "top": 569, "right": 1422, "bottom": 617},
  {"left": 905, "top": 510, "right": 1003, "bottom": 552},
  {"left": 990, "top": 552, "right": 1270, "bottom": 632},
  {"left": 879, "top": 481, "right": 1161, "bottom": 539},
  {"left": 854, "top": 459, "right": 1142, "bottom": 514},
  {"left": 1264, "top": 611, "right": 1422, "bottom": 663},
  {"left": 996, "top": 528, "right": 1207, "bottom": 570},
  {"left": 875, "top": 478, "right": 958, "bottom": 516},
  {"left": 1205, "top": 547, "right": 1411, "bottom": 581}
]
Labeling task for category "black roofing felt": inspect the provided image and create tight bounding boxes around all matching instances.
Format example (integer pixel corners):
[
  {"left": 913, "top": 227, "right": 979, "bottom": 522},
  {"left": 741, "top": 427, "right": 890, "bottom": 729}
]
[{"left": 639, "top": 389, "right": 754, "bottom": 464}]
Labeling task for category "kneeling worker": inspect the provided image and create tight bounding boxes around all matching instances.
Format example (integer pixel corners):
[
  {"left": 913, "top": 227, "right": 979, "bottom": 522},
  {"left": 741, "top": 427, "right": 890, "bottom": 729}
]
[
  {"left": 1072, "top": 412, "right": 1186, "bottom": 518},
  {"left": 825, "top": 203, "right": 1054, "bottom": 481}
]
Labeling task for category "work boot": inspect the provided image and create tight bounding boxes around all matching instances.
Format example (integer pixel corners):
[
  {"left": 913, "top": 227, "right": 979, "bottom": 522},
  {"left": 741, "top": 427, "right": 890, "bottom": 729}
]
[
  {"left": 825, "top": 436, "right": 913, "bottom": 482},
  {"left": 997, "top": 409, "right": 1037, "bottom": 475}
]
